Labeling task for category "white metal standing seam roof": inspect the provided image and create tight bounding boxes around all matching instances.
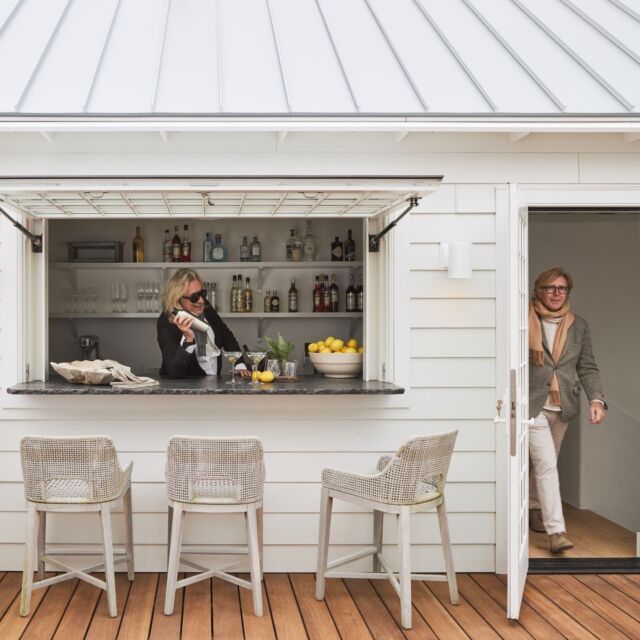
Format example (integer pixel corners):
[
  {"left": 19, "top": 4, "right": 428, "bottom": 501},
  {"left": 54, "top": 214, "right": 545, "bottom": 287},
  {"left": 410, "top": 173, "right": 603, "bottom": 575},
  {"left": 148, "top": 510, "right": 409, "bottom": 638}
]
[{"left": 0, "top": 0, "right": 639, "bottom": 116}]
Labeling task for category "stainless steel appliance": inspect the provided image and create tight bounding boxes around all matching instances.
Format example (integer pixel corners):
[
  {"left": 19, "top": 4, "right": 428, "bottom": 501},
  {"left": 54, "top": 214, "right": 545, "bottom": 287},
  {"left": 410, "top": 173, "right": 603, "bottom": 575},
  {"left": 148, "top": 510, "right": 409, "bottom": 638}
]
[{"left": 79, "top": 335, "right": 100, "bottom": 360}]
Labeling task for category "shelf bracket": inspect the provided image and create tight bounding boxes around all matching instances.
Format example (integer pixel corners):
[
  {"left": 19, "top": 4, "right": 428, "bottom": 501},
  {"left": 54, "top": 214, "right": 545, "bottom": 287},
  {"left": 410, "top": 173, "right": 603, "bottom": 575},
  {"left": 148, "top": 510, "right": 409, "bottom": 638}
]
[
  {"left": 368, "top": 196, "right": 420, "bottom": 252},
  {"left": 0, "top": 204, "right": 43, "bottom": 252}
]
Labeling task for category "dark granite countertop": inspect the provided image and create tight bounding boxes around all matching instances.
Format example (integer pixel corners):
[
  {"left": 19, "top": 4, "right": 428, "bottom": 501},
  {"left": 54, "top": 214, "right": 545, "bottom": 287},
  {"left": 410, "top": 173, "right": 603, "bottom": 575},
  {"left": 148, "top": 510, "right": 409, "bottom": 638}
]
[{"left": 7, "top": 373, "right": 404, "bottom": 395}]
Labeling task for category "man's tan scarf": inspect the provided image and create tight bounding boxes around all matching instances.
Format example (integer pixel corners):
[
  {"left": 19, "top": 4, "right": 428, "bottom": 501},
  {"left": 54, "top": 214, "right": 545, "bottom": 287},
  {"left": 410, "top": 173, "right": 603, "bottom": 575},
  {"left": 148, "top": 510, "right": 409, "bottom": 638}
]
[{"left": 529, "top": 299, "right": 574, "bottom": 406}]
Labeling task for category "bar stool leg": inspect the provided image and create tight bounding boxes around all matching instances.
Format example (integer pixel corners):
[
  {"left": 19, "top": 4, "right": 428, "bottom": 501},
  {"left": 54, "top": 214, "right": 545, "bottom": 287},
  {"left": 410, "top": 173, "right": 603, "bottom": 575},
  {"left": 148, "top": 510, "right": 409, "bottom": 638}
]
[
  {"left": 166, "top": 505, "right": 173, "bottom": 570},
  {"left": 37, "top": 511, "right": 46, "bottom": 581},
  {"left": 165, "top": 503, "right": 184, "bottom": 615},
  {"left": 246, "top": 503, "right": 263, "bottom": 617},
  {"left": 123, "top": 486, "right": 135, "bottom": 581},
  {"left": 100, "top": 504, "right": 117, "bottom": 617},
  {"left": 437, "top": 499, "right": 459, "bottom": 605},
  {"left": 398, "top": 507, "right": 412, "bottom": 629},
  {"left": 373, "top": 510, "right": 383, "bottom": 572},
  {"left": 20, "top": 502, "right": 39, "bottom": 617},
  {"left": 256, "top": 505, "right": 264, "bottom": 581},
  {"left": 315, "top": 487, "right": 333, "bottom": 600}
]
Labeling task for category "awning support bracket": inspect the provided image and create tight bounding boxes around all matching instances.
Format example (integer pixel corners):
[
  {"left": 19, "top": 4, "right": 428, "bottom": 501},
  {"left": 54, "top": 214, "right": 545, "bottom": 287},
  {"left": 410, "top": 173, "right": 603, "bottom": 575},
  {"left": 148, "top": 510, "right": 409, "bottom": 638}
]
[
  {"left": 368, "top": 196, "right": 420, "bottom": 252},
  {"left": 0, "top": 205, "right": 43, "bottom": 252}
]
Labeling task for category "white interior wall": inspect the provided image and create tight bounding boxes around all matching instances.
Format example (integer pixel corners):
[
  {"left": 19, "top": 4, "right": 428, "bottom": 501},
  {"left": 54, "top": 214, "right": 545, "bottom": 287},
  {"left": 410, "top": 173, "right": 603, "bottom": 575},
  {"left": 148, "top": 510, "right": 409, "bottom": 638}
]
[
  {"left": 530, "top": 212, "right": 640, "bottom": 533},
  {"left": 0, "top": 131, "right": 638, "bottom": 571}
]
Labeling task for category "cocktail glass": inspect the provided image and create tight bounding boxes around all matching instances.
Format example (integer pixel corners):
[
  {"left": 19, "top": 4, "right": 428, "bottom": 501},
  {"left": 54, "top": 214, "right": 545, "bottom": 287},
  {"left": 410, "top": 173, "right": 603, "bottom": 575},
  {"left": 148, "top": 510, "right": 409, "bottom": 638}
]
[
  {"left": 222, "top": 350, "right": 243, "bottom": 384},
  {"left": 247, "top": 351, "right": 267, "bottom": 383}
]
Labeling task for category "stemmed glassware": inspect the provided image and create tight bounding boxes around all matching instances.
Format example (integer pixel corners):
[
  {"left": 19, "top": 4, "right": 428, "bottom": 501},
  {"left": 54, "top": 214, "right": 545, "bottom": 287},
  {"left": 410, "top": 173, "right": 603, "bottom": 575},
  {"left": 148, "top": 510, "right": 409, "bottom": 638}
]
[
  {"left": 222, "top": 350, "right": 244, "bottom": 384},
  {"left": 144, "top": 282, "right": 153, "bottom": 313},
  {"left": 111, "top": 282, "right": 128, "bottom": 313},
  {"left": 111, "top": 283, "right": 120, "bottom": 313},
  {"left": 247, "top": 350, "right": 267, "bottom": 383},
  {"left": 153, "top": 282, "right": 160, "bottom": 312},
  {"left": 137, "top": 282, "right": 145, "bottom": 312},
  {"left": 89, "top": 286, "right": 97, "bottom": 312},
  {"left": 120, "top": 283, "right": 128, "bottom": 313}
]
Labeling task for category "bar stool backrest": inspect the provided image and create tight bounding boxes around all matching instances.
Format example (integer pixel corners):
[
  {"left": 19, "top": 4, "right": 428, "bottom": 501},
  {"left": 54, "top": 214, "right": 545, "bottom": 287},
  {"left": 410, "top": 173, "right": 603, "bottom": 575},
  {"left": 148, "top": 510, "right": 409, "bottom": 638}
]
[
  {"left": 20, "top": 435, "right": 124, "bottom": 503},
  {"left": 166, "top": 436, "right": 265, "bottom": 504},
  {"left": 379, "top": 431, "right": 458, "bottom": 505}
]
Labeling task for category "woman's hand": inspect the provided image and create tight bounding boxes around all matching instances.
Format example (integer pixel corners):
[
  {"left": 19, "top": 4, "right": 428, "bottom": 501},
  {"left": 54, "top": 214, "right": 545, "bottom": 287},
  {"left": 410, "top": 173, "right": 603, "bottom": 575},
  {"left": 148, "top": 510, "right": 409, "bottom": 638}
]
[
  {"left": 174, "top": 313, "right": 196, "bottom": 344},
  {"left": 589, "top": 401, "right": 606, "bottom": 424},
  {"left": 237, "top": 368, "right": 252, "bottom": 379}
]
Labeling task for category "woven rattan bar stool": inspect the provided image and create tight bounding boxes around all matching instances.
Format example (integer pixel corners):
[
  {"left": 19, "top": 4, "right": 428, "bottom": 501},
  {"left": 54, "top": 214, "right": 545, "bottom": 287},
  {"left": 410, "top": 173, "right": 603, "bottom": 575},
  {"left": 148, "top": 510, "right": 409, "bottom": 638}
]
[
  {"left": 315, "top": 431, "right": 459, "bottom": 629},
  {"left": 19, "top": 435, "right": 134, "bottom": 618},
  {"left": 164, "top": 436, "right": 265, "bottom": 617}
]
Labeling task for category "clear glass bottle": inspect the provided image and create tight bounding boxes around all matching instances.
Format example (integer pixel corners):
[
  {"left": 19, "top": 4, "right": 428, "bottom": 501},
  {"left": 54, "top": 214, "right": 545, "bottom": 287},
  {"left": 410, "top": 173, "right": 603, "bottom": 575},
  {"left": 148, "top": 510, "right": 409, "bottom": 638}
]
[
  {"left": 291, "top": 229, "right": 303, "bottom": 262},
  {"left": 285, "top": 228, "right": 296, "bottom": 261},
  {"left": 181, "top": 224, "right": 191, "bottom": 262},
  {"left": 171, "top": 225, "right": 181, "bottom": 262},
  {"left": 288, "top": 278, "right": 298, "bottom": 312},
  {"left": 209, "top": 282, "right": 217, "bottom": 311},
  {"left": 243, "top": 277, "right": 253, "bottom": 312},
  {"left": 250, "top": 235, "right": 261, "bottom": 262},
  {"left": 345, "top": 228, "right": 356, "bottom": 262},
  {"left": 235, "top": 274, "right": 243, "bottom": 312},
  {"left": 230, "top": 275, "right": 237, "bottom": 312},
  {"left": 132, "top": 226, "right": 144, "bottom": 263},
  {"left": 162, "top": 228, "right": 172, "bottom": 263},
  {"left": 302, "top": 220, "right": 316, "bottom": 262},
  {"left": 331, "top": 236, "right": 343, "bottom": 261},
  {"left": 264, "top": 290, "right": 272, "bottom": 313},
  {"left": 240, "top": 235, "right": 251, "bottom": 262},
  {"left": 211, "top": 234, "right": 227, "bottom": 262},
  {"left": 203, "top": 232, "right": 213, "bottom": 262}
]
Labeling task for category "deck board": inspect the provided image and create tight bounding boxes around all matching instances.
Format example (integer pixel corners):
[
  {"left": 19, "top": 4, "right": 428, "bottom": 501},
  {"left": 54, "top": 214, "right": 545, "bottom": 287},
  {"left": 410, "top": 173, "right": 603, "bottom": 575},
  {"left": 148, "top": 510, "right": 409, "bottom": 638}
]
[{"left": 2, "top": 571, "right": 639, "bottom": 639}]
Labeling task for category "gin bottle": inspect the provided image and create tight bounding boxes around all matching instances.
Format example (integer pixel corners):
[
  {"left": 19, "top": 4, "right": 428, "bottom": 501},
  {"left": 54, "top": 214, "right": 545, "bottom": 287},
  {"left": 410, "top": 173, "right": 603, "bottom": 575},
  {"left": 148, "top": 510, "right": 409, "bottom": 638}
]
[
  {"left": 250, "top": 236, "right": 261, "bottom": 262},
  {"left": 302, "top": 221, "right": 316, "bottom": 261},
  {"left": 240, "top": 236, "right": 251, "bottom": 262},
  {"left": 211, "top": 234, "right": 227, "bottom": 262}
]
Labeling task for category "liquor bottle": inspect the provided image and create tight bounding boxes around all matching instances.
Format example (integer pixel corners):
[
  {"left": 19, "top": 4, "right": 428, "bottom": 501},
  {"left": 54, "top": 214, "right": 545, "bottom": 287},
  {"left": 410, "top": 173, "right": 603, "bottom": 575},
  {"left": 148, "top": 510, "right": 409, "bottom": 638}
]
[
  {"left": 171, "top": 225, "right": 182, "bottom": 262},
  {"left": 330, "top": 273, "right": 339, "bottom": 312},
  {"left": 313, "top": 275, "right": 321, "bottom": 312},
  {"left": 264, "top": 290, "right": 272, "bottom": 313},
  {"left": 181, "top": 224, "right": 191, "bottom": 262},
  {"left": 132, "top": 226, "right": 144, "bottom": 263},
  {"left": 270, "top": 290, "right": 280, "bottom": 313},
  {"left": 250, "top": 235, "right": 261, "bottom": 262},
  {"left": 243, "top": 277, "right": 253, "bottom": 312},
  {"left": 209, "top": 282, "right": 217, "bottom": 311},
  {"left": 322, "top": 275, "right": 331, "bottom": 312},
  {"left": 203, "top": 232, "right": 213, "bottom": 262},
  {"left": 356, "top": 275, "right": 364, "bottom": 312},
  {"left": 235, "top": 274, "right": 243, "bottom": 312},
  {"left": 288, "top": 278, "right": 298, "bottom": 312},
  {"left": 331, "top": 236, "right": 343, "bottom": 261},
  {"left": 240, "top": 235, "right": 251, "bottom": 262},
  {"left": 211, "top": 233, "right": 227, "bottom": 262},
  {"left": 345, "top": 229, "right": 356, "bottom": 261},
  {"left": 230, "top": 275, "right": 238, "bottom": 312},
  {"left": 285, "top": 229, "right": 296, "bottom": 261},
  {"left": 162, "top": 228, "right": 172, "bottom": 263},
  {"left": 346, "top": 274, "right": 357, "bottom": 312},
  {"left": 302, "top": 220, "right": 316, "bottom": 262},
  {"left": 291, "top": 229, "right": 303, "bottom": 262}
]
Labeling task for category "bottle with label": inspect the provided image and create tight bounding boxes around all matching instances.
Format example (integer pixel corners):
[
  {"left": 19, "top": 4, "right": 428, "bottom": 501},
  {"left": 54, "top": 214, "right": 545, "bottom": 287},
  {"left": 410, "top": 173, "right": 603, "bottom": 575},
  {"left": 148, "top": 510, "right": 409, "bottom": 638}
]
[
  {"left": 211, "top": 234, "right": 227, "bottom": 262},
  {"left": 236, "top": 274, "right": 243, "bottom": 312},
  {"left": 209, "top": 282, "right": 217, "bottom": 311},
  {"left": 243, "top": 277, "right": 253, "bottom": 312},
  {"left": 346, "top": 274, "right": 357, "bottom": 312},
  {"left": 302, "top": 221, "right": 316, "bottom": 262},
  {"left": 270, "top": 290, "right": 280, "bottom": 313},
  {"left": 291, "top": 229, "right": 303, "bottom": 262},
  {"left": 132, "top": 226, "right": 144, "bottom": 263},
  {"left": 356, "top": 275, "right": 364, "bottom": 312},
  {"left": 288, "top": 278, "right": 298, "bottom": 312},
  {"left": 285, "top": 228, "right": 296, "bottom": 261},
  {"left": 172, "top": 225, "right": 182, "bottom": 262},
  {"left": 230, "top": 275, "right": 238, "bottom": 312},
  {"left": 240, "top": 236, "right": 251, "bottom": 262},
  {"left": 322, "top": 275, "right": 331, "bottom": 312},
  {"left": 181, "top": 224, "right": 191, "bottom": 262},
  {"left": 313, "top": 275, "right": 321, "bottom": 312},
  {"left": 162, "top": 228, "right": 172, "bottom": 263},
  {"left": 331, "top": 236, "right": 343, "bottom": 261},
  {"left": 264, "top": 290, "right": 272, "bottom": 313},
  {"left": 203, "top": 232, "right": 213, "bottom": 262},
  {"left": 250, "top": 235, "right": 261, "bottom": 262},
  {"left": 345, "top": 229, "right": 356, "bottom": 261},
  {"left": 330, "top": 273, "right": 339, "bottom": 312}
]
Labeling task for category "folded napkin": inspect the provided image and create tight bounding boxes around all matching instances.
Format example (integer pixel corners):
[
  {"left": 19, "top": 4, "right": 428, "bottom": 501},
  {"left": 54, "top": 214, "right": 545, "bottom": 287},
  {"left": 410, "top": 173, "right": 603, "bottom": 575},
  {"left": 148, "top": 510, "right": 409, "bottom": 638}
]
[
  {"left": 103, "top": 360, "right": 159, "bottom": 388},
  {"left": 50, "top": 359, "right": 159, "bottom": 388}
]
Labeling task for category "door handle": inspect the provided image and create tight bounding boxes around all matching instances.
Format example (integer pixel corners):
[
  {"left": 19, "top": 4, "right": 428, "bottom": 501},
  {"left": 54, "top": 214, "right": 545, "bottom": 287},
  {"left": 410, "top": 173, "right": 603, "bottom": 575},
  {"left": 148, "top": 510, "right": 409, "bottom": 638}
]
[{"left": 494, "top": 399, "right": 505, "bottom": 424}]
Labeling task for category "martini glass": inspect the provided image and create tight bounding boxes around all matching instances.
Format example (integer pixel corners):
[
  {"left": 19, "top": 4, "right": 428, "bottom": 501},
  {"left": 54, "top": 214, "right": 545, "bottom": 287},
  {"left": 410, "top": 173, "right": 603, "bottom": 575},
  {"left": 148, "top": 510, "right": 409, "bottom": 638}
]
[
  {"left": 247, "top": 351, "right": 267, "bottom": 384},
  {"left": 222, "top": 350, "right": 243, "bottom": 384}
]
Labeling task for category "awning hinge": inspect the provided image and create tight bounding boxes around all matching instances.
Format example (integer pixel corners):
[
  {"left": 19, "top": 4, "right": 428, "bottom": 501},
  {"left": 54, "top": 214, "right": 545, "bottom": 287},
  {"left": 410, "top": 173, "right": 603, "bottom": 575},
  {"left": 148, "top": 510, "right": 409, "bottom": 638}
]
[
  {"left": 0, "top": 205, "right": 43, "bottom": 253},
  {"left": 368, "top": 196, "right": 420, "bottom": 252}
]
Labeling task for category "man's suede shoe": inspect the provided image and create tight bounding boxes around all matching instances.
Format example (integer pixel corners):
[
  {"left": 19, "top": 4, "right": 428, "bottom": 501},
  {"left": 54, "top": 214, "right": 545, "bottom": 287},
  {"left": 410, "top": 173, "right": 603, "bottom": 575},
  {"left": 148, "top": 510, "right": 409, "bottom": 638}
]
[
  {"left": 549, "top": 532, "right": 574, "bottom": 553},
  {"left": 529, "top": 509, "right": 545, "bottom": 533}
]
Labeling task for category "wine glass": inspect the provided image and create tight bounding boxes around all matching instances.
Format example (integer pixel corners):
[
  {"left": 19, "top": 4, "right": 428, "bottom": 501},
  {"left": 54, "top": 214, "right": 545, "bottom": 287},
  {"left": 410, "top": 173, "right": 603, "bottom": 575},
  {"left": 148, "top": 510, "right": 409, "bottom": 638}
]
[
  {"left": 222, "top": 350, "right": 243, "bottom": 384},
  {"left": 144, "top": 282, "right": 153, "bottom": 313},
  {"left": 247, "top": 350, "right": 267, "bottom": 384},
  {"left": 89, "top": 286, "right": 98, "bottom": 313},
  {"left": 111, "top": 283, "right": 120, "bottom": 313},
  {"left": 137, "top": 282, "right": 145, "bottom": 312},
  {"left": 153, "top": 282, "right": 161, "bottom": 312},
  {"left": 119, "top": 283, "right": 128, "bottom": 313},
  {"left": 81, "top": 287, "right": 90, "bottom": 313}
]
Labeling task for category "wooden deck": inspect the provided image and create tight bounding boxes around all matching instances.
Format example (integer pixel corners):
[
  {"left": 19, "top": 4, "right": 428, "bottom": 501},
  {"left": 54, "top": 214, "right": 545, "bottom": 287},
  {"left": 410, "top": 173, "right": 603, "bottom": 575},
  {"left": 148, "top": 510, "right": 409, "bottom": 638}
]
[{"left": 1, "top": 571, "right": 640, "bottom": 639}]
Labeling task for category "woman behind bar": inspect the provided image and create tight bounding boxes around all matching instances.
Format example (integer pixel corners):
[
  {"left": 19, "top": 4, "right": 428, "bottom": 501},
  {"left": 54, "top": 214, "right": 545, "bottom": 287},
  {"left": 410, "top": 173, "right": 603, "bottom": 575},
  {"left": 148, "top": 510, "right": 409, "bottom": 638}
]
[{"left": 157, "top": 268, "right": 249, "bottom": 379}]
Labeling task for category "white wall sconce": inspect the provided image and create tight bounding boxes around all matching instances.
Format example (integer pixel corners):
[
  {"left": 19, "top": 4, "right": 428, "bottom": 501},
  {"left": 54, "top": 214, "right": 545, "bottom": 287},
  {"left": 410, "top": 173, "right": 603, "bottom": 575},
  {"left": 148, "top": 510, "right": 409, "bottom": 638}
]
[{"left": 440, "top": 242, "right": 472, "bottom": 279}]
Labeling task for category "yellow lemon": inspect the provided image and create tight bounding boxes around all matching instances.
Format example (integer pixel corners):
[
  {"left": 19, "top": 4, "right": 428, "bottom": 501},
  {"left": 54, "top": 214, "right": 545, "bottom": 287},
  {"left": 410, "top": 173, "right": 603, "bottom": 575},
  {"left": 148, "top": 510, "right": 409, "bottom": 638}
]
[
  {"left": 347, "top": 339, "right": 358, "bottom": 349},
  {"left": 316, "top": 341, "right": 325, "bottom": 349},
  {"left": 357, "top": 347, "right": 364, "bottom": 353},
  {"left": 330, "top": 339, "right": 344, "bottom": 352},
  {"left": 259, "top": 370, "right": 275, "bottom": 383},
  {"left": 252, "top": 370, "right": 261, "bottom": 382},
  {"left": 320, "top": 347, "right": 331, "bottom": 353},
  {"left": 345, "top": 347, "right": 357, "bottom": 353},
  {"left": 325, "top": 336, "right": 335, "bottom": 347},
  {"left": 308, "top": 343, "right": 319, "bottom": 353},
  {"left": 340, "top": 347, "right": 347, "bottom": 352}
]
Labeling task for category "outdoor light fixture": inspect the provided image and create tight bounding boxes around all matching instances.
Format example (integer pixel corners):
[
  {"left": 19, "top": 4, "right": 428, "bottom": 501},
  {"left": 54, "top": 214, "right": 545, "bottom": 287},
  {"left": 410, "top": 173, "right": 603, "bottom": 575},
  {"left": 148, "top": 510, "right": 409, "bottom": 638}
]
[{"left": 440, "top": 242, "right": 472, "bottom": 279}]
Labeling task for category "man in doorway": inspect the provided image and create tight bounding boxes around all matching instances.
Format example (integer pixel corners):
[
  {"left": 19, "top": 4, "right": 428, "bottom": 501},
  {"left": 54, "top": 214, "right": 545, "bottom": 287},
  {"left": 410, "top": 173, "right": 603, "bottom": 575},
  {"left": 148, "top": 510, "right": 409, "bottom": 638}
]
[{"left": 529, "top": 267, "right": 606, "bottom": 553}]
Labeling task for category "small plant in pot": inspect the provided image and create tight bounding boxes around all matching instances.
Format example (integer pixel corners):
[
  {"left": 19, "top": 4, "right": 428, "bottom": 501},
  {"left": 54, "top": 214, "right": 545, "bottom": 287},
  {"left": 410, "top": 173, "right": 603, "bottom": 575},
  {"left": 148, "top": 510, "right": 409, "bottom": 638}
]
[{"left": 264, "top": 332, "right": 295, "bottom": 376}]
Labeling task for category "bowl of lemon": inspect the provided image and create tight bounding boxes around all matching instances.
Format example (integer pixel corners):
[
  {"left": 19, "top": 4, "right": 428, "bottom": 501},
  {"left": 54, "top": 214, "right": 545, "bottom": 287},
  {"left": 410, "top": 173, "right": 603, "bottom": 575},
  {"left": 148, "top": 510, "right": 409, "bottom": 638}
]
[{"left": 308, "top": 337, "right": 364, "bottom": 378}]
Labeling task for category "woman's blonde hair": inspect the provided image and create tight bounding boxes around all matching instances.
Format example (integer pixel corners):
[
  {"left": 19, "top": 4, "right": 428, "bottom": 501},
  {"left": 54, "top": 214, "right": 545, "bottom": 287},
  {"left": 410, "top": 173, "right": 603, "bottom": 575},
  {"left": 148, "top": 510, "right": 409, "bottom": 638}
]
[
  {"left": 163, "top": 268, "right": 202, "bottom": 317},
  {"left": 533, "top": 267, "right": 573, "bottom": 299}
]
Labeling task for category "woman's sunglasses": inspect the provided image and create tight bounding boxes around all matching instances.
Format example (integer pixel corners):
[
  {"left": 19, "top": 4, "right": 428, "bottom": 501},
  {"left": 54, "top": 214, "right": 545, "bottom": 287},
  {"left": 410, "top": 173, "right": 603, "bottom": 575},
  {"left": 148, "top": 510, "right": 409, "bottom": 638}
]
[{"left": 180, "top": 289, "right": 207, "bottom": 304}]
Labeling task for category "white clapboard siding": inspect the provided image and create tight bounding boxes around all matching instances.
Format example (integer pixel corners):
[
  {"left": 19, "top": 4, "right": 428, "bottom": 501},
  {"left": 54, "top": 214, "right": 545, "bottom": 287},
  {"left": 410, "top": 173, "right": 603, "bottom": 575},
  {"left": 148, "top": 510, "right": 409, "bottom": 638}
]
[
  {"left": 410, "top": 358, "right": 495, "bottom": 388},
  {"left": 410, "top": 328, "right": 496, "bottom": 357},
  {"left": 409, "top": 243, "right": 496, "bottom": 270},
  {"left": 410, "top": 271, "right": 495, "bottom": 299},
  {"left": 409, "top": 213, "right": 495, "bottom": 243},
  {"left": 402, "top": 389, "right": 496, "bottom": 420},
  {"left": 578, "top": 153, "right": 640, "bottom": 183},
  {"left": 413, "top": 184, "right": 456, "bottom": 213},
  {"left": 410, "top": 300, "right": 495, "bottom": 327},
  {"left": 455, "top": 185, "right": 497, "bottom": 213}
]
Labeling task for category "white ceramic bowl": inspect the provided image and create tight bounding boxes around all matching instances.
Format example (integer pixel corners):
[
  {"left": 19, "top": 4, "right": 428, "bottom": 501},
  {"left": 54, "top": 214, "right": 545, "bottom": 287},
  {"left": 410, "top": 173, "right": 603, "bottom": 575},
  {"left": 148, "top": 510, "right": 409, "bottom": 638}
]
[{"left": 309, "top": 352, "right": 363, "bottom": 379}]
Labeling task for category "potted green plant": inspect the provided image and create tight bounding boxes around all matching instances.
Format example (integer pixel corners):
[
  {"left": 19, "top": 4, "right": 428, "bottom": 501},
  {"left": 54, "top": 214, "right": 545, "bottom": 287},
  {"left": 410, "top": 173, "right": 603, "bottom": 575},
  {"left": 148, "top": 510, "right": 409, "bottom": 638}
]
[{"left": 264, "top": 332, "right": 295, "bottom": 375}]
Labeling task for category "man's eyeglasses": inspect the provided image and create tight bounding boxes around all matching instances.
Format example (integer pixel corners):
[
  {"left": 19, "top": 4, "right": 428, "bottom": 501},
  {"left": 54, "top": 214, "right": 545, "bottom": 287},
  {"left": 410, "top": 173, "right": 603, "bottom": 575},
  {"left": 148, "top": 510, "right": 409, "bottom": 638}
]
[
  {"left": 180, "top": 289, "right": 207, "bottom": 304},
  {"left": 540, "top": 285, "right": 569, "bottom": 295}
]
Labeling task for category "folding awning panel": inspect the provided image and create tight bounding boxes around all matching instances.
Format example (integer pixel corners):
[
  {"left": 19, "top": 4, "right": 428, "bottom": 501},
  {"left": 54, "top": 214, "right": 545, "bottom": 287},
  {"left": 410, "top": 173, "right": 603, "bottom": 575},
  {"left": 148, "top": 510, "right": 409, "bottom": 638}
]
[{"left": 0, "top": 176, "right": 441, "bottom": 219}]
